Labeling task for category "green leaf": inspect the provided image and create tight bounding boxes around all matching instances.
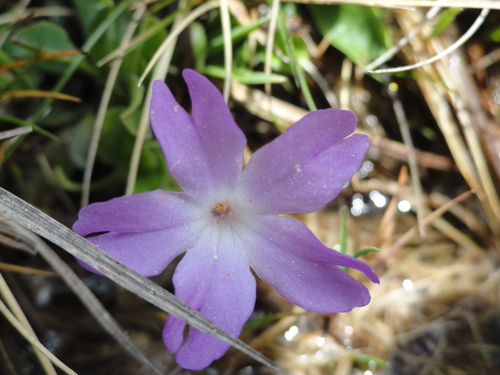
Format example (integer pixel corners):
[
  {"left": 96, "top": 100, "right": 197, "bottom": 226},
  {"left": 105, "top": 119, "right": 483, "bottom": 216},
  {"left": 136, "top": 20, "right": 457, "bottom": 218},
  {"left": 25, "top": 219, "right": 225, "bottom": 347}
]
[
  {"left": 353, "top": 353, "right": 387, "bottom": 368},
  {"left": 98, "top": 107, "right": 136, "bottom": 166},
  {"left": 430, "top": 8, "right": 462, "bottom": 38},
  {"left": 69, "top": 114, "right": 94, "bottom": 169},
  {"left": 11, "top": 21, "right": 76, "bottom": 54},
  {"left": 2, "top": 21, "right": 78, "bottom": 74},
  {"left": 88, "top": 8, "right": 133, "bottom": 63},
  {"left": 309, "top": 4, "right": 392, "bottom": 67},
  {"left": 354, "top": 247, "right": 380, "bottom": 258},
  {"left": 53, "top": 167, "right": 85, "bottom": 192},
  {"left": 202, "top": 65, "right": 289, "bottom": 85},
  {"left": 134, "top": 142, "right": 179, "bottom": 194},
  {"left": 491, "top": 25, "right": 500, "bottom": 42},
  {"left": 276, "top": 5, "right": 316, "bottom": 110},
  {"left": 190, "top": 22, "right": 208, "bottom": 71},
  {"left": 209, "top": 17, "right": 269, "bottom": 51},
  {"left": 72, "top": 0, "right": 113, "bottom": 37},
  {"left": 243, "top": 314, "right": 279, "bottom": 331},
  {"left": 120, "top": 75, "right": 145, "bottom": 135},
  {"left": 30, "top": 0, "right": 136, "bottom": 123},
  {"left": 339, "top": 207, "right": 348, "bottom": 254},
  {"left": 118, "top": 12, "right": 172, "bottom": 75}
]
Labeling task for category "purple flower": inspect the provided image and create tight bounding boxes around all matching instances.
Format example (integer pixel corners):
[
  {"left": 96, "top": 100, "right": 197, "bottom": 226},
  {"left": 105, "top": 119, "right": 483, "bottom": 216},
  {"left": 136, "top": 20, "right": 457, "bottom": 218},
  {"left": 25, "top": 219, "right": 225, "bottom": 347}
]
[{"left": 73, "top": 69, "right": 379, "bottom": 370}]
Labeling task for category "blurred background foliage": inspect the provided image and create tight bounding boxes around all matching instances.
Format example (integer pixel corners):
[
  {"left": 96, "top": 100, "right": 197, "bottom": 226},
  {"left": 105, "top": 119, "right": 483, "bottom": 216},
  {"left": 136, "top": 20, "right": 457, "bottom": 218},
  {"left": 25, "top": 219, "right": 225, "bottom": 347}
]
[{"left": 1, "top": 0, "right": 400, "bottom": 208}]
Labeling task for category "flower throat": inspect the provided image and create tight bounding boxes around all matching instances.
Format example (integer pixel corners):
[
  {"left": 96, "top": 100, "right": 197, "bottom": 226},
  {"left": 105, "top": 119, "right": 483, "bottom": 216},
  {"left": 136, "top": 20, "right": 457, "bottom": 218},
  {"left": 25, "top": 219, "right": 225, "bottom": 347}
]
[{"left": 211, "top": 200, "right": 232, "bottom": 218}]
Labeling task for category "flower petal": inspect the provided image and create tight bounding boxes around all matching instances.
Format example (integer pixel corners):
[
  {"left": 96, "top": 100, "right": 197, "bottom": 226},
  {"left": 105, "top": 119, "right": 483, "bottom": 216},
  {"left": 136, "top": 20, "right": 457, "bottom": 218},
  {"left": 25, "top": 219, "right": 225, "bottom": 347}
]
[
  {"left": 150, "top": 70, "right": 246, "bottom": 195},
  {"left": 73, "top": 190, "right": 197, "bottom": 234},
  {"left": 163, "top": 225, "right": 256, "bottom": 370},
  {"left": 240, "top": 110, "right": 369, "bottom": 214},
  {"left": 79, "top": 229, "right": 194, "bottom": 276},
  {"left": 73, "top": 190, "right": 203, "bottom": 277},
  {"left": 246, "top": 216, "right": 378, "bottom": 313}
]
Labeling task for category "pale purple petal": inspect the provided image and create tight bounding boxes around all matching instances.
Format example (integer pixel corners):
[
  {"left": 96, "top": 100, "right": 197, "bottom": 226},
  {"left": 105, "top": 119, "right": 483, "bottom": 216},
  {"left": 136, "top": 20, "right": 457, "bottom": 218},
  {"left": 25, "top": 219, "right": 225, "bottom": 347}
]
[
  {"left": 240, "top": 110, "right": 369, "bottom": 214},
  {"left": 73, "top": 190, "right": 203, "bottom": 277},
  {"left": 79, "top": 228, "right": 196, "bottom": 276},
  {"left": 73, "top": 190, "right": 197, "bottom": 234},
  {"left": 163, "top": 226, "right": 256, "bottom": 370},
  {"left": 245, "top": 216, "right": 378, "bottom": 312},
  {"left": 183, "top": 69, "right": 247, "bottom": 189},
  {"left": 150, "top": 70, "right": 246, "bottom": 195}
]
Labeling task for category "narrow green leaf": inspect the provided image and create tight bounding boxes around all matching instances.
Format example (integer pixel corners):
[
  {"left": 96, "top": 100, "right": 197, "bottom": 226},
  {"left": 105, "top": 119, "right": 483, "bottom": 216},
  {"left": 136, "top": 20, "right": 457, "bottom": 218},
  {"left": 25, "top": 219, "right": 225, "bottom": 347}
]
[
  {"left": 120, "top": 76, "right": 145, "bottom": 135},
  {"left": 209, "top": 17, "right": 269, "bottom": 51},
  {"left": 0, "top": 114, "right": 61, "bottom": 144},
  {"left": 354, "top": 247, "right": 381, "bottom": 258},
  {"left": 243, "top": 314, "right": 279, "bottom": 331},
  {"left": 203, "top": 65, "right": 289, "bottom": 84},
  {"left": 430, "top": 8, "right": 462, "bottom": 38},
  {"left": 353, "top": 353, "right": 387, "bottom": 368},
  {"left": 276, "top": 10, "right": 298, "bottom": 79},
  {"left": 339, "top": 207, "right": 348, "bottom": 254},
  {"left": 190, "top": 22, "right": 208, "bottom": 71}
]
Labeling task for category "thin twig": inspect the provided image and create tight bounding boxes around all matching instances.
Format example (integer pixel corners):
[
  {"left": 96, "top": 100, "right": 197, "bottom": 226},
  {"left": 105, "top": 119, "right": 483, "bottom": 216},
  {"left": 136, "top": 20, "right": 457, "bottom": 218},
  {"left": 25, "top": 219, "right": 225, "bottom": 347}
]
[
  {"left": 387, "top": 83, "right": 426, "bottom": 237},
  {"left": 339, "top": 58, "right": 353, "bottom": 110},
  {"left": 0, "top": 297, "right": 76, "bottom": 375},
  {"left": 0, "top": 263, "right": 57, "bottom": 277},
  {"left": 0, "top": 127, "right": 32, "bottom": 141},
  {"left": 300, "top": 58, "right": 339, "bottom": 108},
  {"left": 377, "top": 190, "right": 475, "bottom": 267},
  {"left": 281, "top": 0, "right": 500, "bottom": 10},
  {"left": 363, "top": 5, "right": 442, "bottom": 72},
  {"left": 0, "top": 273, "right": 57, "bottom": 375}
]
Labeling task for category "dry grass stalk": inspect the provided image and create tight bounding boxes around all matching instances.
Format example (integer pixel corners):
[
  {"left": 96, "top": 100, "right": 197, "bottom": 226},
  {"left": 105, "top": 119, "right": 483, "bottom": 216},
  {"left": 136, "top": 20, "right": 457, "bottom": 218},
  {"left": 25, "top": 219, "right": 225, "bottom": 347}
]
[
  {"left": 281, "top": 0, "right": 500, "bottom": 10},
  {"left": 0, "top": 272, "right": 57, "bottom": 375},
  {"left": 394, "top": 9, "right": 500, "bottom": 237}
]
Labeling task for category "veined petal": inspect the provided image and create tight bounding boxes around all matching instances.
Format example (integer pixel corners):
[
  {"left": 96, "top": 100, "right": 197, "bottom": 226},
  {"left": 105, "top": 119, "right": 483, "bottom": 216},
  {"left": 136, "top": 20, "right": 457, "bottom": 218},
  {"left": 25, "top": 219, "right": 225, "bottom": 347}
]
[
  {"left": 163, "top": 224, "right": 256, "bottom": 370},
  {"left": 246, "top": 216, "right": 378, "bottom": 313},
  {"left": 73, "top": 190, "right": 203, "bottom": 277},
  {"left": 183, "top": 70, "right": 247, "bottom": 190},
  {"left": 150, "top": 70, "right": 246, "bottom": 195},
  {"left": 240, "top": 110, "right": 369, "bottom": 214},
  {"left": 80, "top": 228, "right": 194, "bottom": 277},
  {"left": 73, "top": 190, "right": 197, "bottom": 234}
]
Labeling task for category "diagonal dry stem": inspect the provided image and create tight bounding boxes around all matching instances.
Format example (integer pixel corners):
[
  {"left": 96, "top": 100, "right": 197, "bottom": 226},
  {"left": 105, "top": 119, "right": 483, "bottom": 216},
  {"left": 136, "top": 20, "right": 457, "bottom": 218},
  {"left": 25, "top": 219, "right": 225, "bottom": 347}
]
[{"left": 0, "top": 188, "right": 280, "bottom": 371}]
